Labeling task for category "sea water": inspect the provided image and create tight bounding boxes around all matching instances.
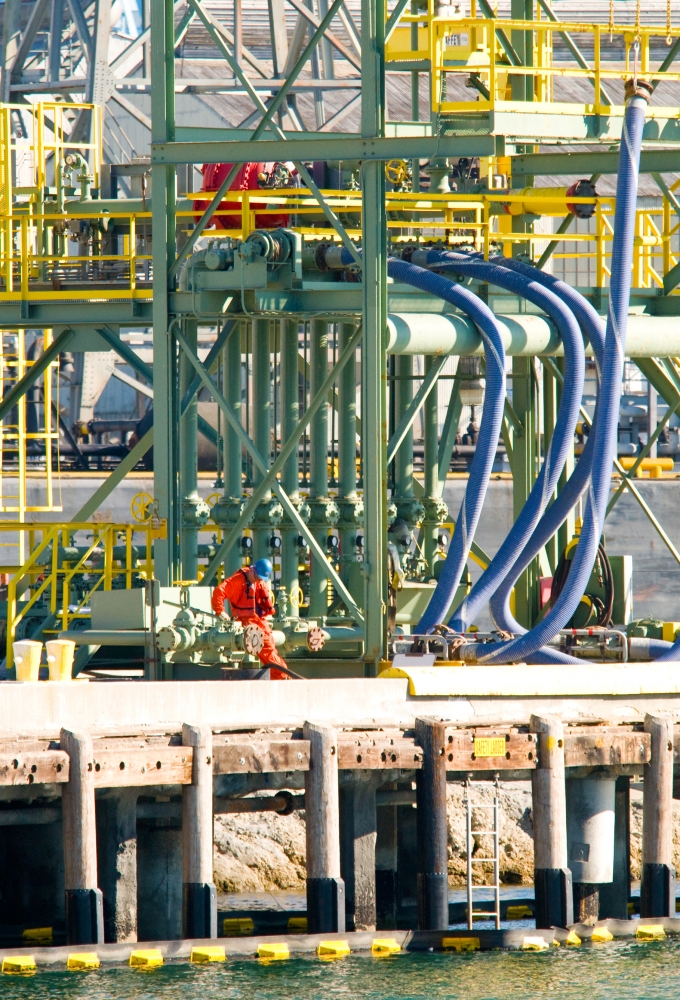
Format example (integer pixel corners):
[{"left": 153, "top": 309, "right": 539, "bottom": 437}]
[{"left": 1, "top": 941, "right": 679, "bottom": 1000}]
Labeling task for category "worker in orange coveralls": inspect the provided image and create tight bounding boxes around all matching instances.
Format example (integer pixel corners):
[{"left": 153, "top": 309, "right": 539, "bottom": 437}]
[{"left": 211, "top": 558, "right": 290, "bottom": 679}]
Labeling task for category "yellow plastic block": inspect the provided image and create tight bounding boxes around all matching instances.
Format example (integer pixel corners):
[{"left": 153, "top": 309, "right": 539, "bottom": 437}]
[
  {"left": 2, "top": 956, "right": 36, "bottom": 974},
  {"left": 223, "top": 917, "right": 255, "bottom": 937},
  {"left": 129, "top": 949, "right": 164, "bottom": 968},
  {"left": 372, "top": 939, "right": 401, "bottom": 955},
  {"left": 507, "top": 905, "right": 533, "bottom": 920},
  {"left": 257, "top": 943, "right": 290, "bottom": 961},
  {"left": 522, "top": 936, "right": 550, "bottom": 951},
  {"left": 190, "top": 946, "right": 226, "bottom": 964},
  {"left": 287, "top": 916, "right": 308, "bottom": 933},
  {"left": 565, "top": 931, "right": 582, "bottom": 947},
  {"left": 22, "top": 927, "right": 52, "bottom": 943},
  {"left": 67, "top": 953, "right": 100, "bottom": 970},
  {"left": 591, "top": 928, "right": 614, "bottom": 943},
  {"left": 636, "top": 925, "right": 666, "bottom": 941},
  {"left": 442, "top": 937, "right": 480, "bottom": 952},
  {"left": 663, "top": 622, "right": 680, "bottom": 643},
  {"left": 317, "top": 941, "right": 351, "bottom": 959}
]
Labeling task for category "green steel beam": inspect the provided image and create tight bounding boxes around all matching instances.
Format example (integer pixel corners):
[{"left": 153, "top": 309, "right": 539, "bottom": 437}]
[
  {"left": 153, "top": 133, "right": 496, "bottom": 165},
  {"left": 606, "top": 397, "right": 680, "bottom": 517},
  {"left": 512, "top": 149, "right": 680, "bottom": 177},
  {"left": 0, "top": 327, "right": 74, "bottom": 423}
]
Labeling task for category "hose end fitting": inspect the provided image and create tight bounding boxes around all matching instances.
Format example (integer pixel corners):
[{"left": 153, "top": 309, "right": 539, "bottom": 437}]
[{"left": 624, "top": 78, "right": 653, "bottom": 103}]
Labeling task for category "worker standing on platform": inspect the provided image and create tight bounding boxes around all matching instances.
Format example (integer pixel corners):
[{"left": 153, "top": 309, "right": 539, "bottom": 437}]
[{"left": 211, "top": 559, "right": 290, "bottom": 679}]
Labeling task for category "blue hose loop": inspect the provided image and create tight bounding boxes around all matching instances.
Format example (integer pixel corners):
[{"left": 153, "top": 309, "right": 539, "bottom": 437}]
[
  {"left": 436, "top": 252, "right": 606, "bottom": 635},
  {"left": 377, "top": 258, "right": 506, "bottom": 633},
  {"left": 412, "top": 250, "right": 585, "bottom": 633},
  {"left": 473, "top": 87, "right": 648, "bottom": 664}
]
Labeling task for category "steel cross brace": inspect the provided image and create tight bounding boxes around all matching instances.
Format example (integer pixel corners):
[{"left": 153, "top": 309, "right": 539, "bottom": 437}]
[
  {"left": 174, "top": 324, "right": 365, "bottom": 622},
  {"left": 172, "top": 0, "right": 359, "bottom": 277},
  {"left": 0, "top": 328, "right": 74, "bottom": 424},
  {"left": 387, "top": 353, "right": 448, "bottom": 464}
]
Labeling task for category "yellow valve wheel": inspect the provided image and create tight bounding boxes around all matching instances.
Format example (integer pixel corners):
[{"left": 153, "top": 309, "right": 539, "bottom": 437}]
[
  {"left": 130, "top": 492, "right": 154, "bottom": 524},
  {"left": 206, "top": 492, "right": 220, "bottom": 508},
  {"left": 289, "top": 585, "right": 304, "bottom": 610},
  {"left": 386, "top": 159, "right": 408, "bottom": 185}
]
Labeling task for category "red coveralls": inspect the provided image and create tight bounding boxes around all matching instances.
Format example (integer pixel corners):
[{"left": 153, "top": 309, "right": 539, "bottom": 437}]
[{"left": 212, "top": 569, "right": 289, "bottom": 680}]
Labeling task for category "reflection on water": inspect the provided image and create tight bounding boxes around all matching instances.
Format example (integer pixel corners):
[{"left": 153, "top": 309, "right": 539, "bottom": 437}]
[{"left": 1, "top": 941, "right": 678, "bottom": 1000}]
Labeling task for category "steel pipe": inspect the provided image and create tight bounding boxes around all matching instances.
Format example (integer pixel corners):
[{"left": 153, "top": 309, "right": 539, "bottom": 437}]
[{"left": 386, "top": 313, "right": 680, "bottom": 358}]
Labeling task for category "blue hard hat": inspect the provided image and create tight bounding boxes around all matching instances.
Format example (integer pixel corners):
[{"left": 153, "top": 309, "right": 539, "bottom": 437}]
[{"left": 253, "top": 558, "right": 273, "bottom": 580}]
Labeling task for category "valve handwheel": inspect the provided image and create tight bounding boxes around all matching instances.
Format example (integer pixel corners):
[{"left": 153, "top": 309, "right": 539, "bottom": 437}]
[{"left": 131, "top": 492, "right": 154, "bottom": 523}]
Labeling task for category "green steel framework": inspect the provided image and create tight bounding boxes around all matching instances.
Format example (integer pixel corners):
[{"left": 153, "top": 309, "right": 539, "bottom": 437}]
[{"left": 1, "top": 0, "right": 680, "bottom": 675}]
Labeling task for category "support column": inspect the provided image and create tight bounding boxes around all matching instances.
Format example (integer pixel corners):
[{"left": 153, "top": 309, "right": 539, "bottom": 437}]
[
  {"left": 251, "top": 318, "right": 275, "bottom": 562},
  {"left": 96, "top": 789, "right": 138, "bottom": 942},
  {"left": 566, "top": 776, "right": 616, "bottom": 925},
  {"left": 340, "top": 776, "right": 378, "bottom": 931},
  {"left": 375, "top": 800, "right": 398, "bottom": 929},
  {"left": 361, "top": 0, "right": 387, "bottom": 675},
  {"left": 421, "top": 356, "right": 447, "bottom": 578},
  {"left": 150, "top": 0, "right": 177, "bottom": 585},
  {"left": 512, "top": 357, "right": 537, "bottom": 627},
  {"left": 280, "top": 319, "right": 301, "bottom": 613},
  {"left": 336, "top": 322, "right": 362, "bottom": 607},
  {"left": 182, "top": 724, "right": 217, "bottom": 939},
  {"left": 61, "top": 729, "right": 104, "bottom": 944},
  {"left": 308, "top": 320, "right": 333, "bottom": 616},
  {"left": 530, "top": 714, "right": 573, "bottom": 929},
  {"left": 179, "top": 317, "right": 204, "bottom": 581},
  {"left": 415, "top": 718, "right": 448, "bottom": 929},
  {"left": 221, "top": 320, "right": 244, "bottom": 577},
  {"left": 598, "top": 776, "right": 631, "bottom": 920},
  {"left": 641, "top": 713, "right": 675, "bottom": 917},
  {"left": 304, "top": 722, "right": 345, "bottom": 932}
]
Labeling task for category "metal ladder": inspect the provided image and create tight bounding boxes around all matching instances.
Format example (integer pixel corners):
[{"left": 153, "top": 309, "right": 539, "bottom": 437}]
[{"left": 464, "top": 777, "right": 501, "bottom": 930}]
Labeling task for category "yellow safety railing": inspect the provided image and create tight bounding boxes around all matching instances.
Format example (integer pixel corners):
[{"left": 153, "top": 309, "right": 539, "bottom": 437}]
[
  {"left": 184, "top": 187, "right": 679, "bottom": 291},
  {"left": 2, "top": 517, "right": 228, "bottom": 669},
  {"left": 0, "top": 186, "right": 677, "bottom": 296},
  {"left": 0, "top": 209, "right": 152, "bottom": 301},
  {"left": 385, "top": 6, "right": 679, "bottom": 117},
  {"left": 3, "top": 521, "right": 154, "bottom": 669}
]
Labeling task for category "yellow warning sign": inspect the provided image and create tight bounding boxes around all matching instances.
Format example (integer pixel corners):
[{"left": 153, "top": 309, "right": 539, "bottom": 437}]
[{"left": 473, "top": 737, "right": 507, "bottom": 758}]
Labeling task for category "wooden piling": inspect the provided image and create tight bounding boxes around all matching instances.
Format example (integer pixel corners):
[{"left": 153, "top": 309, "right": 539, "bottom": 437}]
[
  {"left": 415, "top": 717, "right": 448, "bottom": 930},
  {"left": 641, "top": 713, "right": 675, "bottom": 917},
  {"left": 530, "top": 715, "right": 573, "bottom": 929},
  {"left": 304, "top": 722, "right": 345, "bottom": 932},
  {"left": 181, "top": 724, "right": 217, "bottom": 938},
  {"left": 60, "top": 729, "right": 104, "bottom": 944},
  {"left": 96, "top": 790, "right": 139, "bottom": 942},
  {"left": 339, "top": 777, "right": 378, "bottom": 931},
  {"left": 598, "top": 776, "right": 631, "bottom": 920}
]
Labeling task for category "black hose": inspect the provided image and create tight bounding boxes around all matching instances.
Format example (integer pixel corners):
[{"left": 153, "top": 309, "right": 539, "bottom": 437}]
[{"left": 550, "top": 541, "right": 614, "bottom": 627}]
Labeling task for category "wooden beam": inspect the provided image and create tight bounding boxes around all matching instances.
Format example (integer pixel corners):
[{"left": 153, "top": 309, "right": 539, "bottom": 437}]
[
  {"left": 92, "top": 746, "right": 193, "bottom": 787},
  {"left": 0, "top": 751, "right": 69, "bottom": 784},
  {"left": 212, "top": 740, "right": 310, "bottom": 773}
]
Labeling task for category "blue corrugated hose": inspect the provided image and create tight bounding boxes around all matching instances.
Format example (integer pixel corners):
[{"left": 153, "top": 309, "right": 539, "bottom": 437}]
[
  {"left": 468, "top": 85, "right": 649, "bottom": 663},
  {"left": 408, "top": 250, "right": 585, "bottom": 636}
]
